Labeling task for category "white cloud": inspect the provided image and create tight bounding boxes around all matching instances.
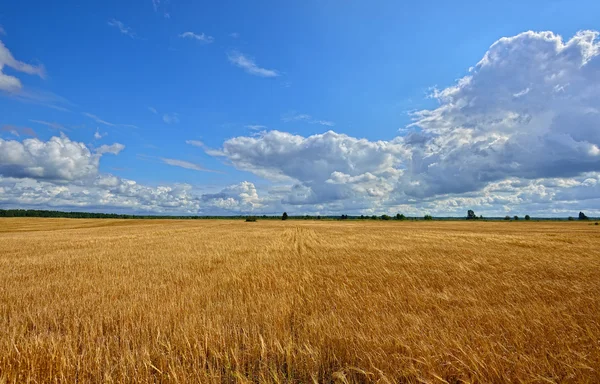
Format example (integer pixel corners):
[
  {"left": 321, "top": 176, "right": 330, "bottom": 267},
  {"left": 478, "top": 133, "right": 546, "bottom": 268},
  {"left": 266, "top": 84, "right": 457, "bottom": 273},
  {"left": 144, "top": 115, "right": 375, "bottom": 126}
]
[
  {"left": 281, "top": 112, "right": 334, "bottom": 126},
  {"left": 96, "top": 143, "right": 125, "bottom": 155},
  {"left": 83, "top": 112, "right": 138, "bottom": 128},
  {"left": 245, "top": 125, "right": 267, "bottom": 131},
  {"left": 30, "top": 120, "right": 68, "bottom": 131},
  {"left": 148, "top": 106, "right": 158, "bottom": 114},
  {"left": 94, "top": 129, "right": 106, "bottom": 140},
  {"left": 185, "top": 140, "right": 206, "bottom": 148},
  {"left": 229, "top": 32, "right": 240, "bottom": 39},
  {"left": 281, "top": 113, "right": 311, "bottom": 122},
  {"left": 82, "top": 112, "right": 115, "bottom": 127},
  {"left": 108, "top": 19, "right": 135, "bottom": 38},
  {"left": 0, "top": 40, "right": 46, "bottom": 93},
  {"left": 403, "top": 30, "right": 600, "bottom": 198},
  {"left": 201, "top": 182, "right": 262, "bottom": 212},
  {"left": 227, "top": 51, "right": 279, "bottom": 78},
  {"left": 179, "top": 32, "right": 214, "bottom": 44},
  {"left": 0, "top": 26, "right": 5, "bottom": 36},
  {"left": 200, "top": 30, "right": 600, "bottom": 214},
  {"left": 160, "top": 158, "right": 220, "bottom": 173},
  {"left": 0, "top": 135, "right": 122, "bottom": 181},
  {"left": 312, "top": 120, "right": 335, "bottom": 127},
  {"left": 206, "top": 130, "right": 407, "bottom": 205},
  {"left": 163, "top": 113, "right": 179, "bottom": 124}
]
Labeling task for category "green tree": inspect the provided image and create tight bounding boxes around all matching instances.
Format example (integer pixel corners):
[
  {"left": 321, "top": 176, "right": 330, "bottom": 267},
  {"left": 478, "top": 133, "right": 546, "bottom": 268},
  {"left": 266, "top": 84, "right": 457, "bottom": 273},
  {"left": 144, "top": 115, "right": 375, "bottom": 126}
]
[
  {"left": 504, "top": 216, "right": 511, "bottom": 221},
  {"left": 282, "top": 212, "right": 288, "bottom": 221},
  {"left": 423, "top": 214, "right": 433, "bottom": 221},
  {"left": 396, "top": 213, "right": 406, "bottom": 221},
  {"left": 525, "top": 215, "right": 531, "bottom": 221},
  {"left": 514, "top": 215, "right": 519, "bottom": 221}
]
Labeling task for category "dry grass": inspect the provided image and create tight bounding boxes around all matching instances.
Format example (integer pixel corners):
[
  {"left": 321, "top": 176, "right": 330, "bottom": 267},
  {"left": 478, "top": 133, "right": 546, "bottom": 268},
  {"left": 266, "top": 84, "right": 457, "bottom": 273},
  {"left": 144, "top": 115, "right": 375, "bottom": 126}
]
[{"left": 1, "top": 218, "right": 599, "bottom": 383}]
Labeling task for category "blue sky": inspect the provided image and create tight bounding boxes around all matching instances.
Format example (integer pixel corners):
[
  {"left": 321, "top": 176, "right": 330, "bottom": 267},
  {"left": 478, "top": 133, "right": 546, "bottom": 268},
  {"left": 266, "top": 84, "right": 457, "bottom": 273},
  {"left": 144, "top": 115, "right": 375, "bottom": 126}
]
[{"left": 1, "top": 1, "right": 600, "bottom": 216}]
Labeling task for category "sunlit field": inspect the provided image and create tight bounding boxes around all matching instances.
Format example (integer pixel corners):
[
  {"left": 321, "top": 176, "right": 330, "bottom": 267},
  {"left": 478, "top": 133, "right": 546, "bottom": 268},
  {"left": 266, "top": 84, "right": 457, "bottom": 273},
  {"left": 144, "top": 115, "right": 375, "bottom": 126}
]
[{"left": 1, "top": 218, "right": 599, "bottom": 383}]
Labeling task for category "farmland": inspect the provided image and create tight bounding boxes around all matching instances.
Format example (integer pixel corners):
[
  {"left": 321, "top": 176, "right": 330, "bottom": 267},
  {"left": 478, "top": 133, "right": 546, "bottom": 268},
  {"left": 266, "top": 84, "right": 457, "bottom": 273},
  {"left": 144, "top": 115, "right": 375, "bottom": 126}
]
[{"left": 1, "top": 218, "right": 599, "bottom": 383}]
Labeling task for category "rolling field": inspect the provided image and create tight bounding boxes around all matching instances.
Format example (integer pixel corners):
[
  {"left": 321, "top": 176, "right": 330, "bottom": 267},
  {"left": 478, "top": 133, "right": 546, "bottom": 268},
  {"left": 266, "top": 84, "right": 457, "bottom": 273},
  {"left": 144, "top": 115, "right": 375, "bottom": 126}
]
[{"left": 1, "top": 218, "right": 599, "bottom": 383}]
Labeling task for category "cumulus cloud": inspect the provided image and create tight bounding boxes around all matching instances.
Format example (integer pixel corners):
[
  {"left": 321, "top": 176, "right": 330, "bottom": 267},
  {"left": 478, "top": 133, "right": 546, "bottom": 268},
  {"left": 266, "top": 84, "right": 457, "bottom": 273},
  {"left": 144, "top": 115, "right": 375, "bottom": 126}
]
[
  {"left": 179, "top": 32, "right": 214, "bottom": 44},
  {"left": 208, "top": 130, "right": 407, "bottom": 205},
  {"left": 0, "top": 134, "right": 263, "bottom": 215},
  {"left": 201, "top": 182, "right": 262, "bottom": 212},
  {"left": 0, "top": 135, "right": 123, "bottom": 181},
  {"left": 0, "top": 174, "right": 268, "bottom": 215},
  {"left": 201, "top": 30, "right": 600, "bottom": 215},
  {"left": 0, "top": 39, "right": 46, "bottom": 93},
  {"left": 227, "top": 51, "right": 279, "bottom": 78},
  {"left": 403, "top": 30, "right": 600, "bottom": 198}
]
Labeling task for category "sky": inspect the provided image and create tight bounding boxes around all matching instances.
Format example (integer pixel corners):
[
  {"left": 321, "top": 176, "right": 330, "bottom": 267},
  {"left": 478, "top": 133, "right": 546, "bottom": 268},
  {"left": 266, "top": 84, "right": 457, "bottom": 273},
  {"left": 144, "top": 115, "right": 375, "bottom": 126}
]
[{"left": 1, "top": 0, "right": 600, "bottom": 217}]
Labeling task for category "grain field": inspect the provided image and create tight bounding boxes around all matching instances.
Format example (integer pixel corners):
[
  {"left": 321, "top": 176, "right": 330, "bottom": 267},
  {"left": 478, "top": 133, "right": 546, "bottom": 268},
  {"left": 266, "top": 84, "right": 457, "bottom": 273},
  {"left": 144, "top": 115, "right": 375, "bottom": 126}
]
[{"left": 1, "top": 218, "right": 599, "bottom": 383}]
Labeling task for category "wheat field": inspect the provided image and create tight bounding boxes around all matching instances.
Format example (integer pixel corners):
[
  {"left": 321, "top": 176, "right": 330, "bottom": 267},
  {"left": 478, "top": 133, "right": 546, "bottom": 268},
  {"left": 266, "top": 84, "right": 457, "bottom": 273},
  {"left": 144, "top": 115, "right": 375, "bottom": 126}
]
[{"left": 0, "top": 218, "right": 599, "bottom": 383}]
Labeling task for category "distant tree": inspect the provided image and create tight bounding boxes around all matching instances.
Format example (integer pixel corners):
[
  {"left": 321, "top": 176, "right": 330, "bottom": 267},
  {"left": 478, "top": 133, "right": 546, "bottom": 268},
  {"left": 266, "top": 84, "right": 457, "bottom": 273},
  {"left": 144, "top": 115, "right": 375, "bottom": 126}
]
[
  {"left": 568, "top": 216, "right": 575, "bottom": 221},
  {"left": 525, "top": 215, "right": 531, "bottom": 221},
  {"left": 371, "top": 215, "right": 378, "bottom": 220},
  {"left": 579, "top": 212, "right": 589, "bottom": 220},
  {"left": 282, "top": 212, "right": 288, "bottom": 221},
  {"left": 467, "top": 210, "right": 477, "bottom": 220},
  {"left": 340, "top": 214, "right": 349, "bottom": 220},
  {"left": 316, "top": 215, "right": 321, "bottom": 220},
  {"left": 479, "top": 215, "right": 484, "bottom": 220},
  {"left": 423, "top": 214, "right": 433, "bottom": 221},
  {"left": 360, "top": 215, "right": 365, "bottom": 220},
  {"left": 513, "top": 215, "right": 519, "bottom": 221},
  {"left": 245, "top": 216, "right": 257, "bottom": 222},
  {"left": 381, "top": 214, "right": 391, "bottom": 221},
  {"left": 504, "top": 216, "right": 511, "bottom": 221},
  {"left": 396, "top": 213, "right": 406, "bottom": 221}
]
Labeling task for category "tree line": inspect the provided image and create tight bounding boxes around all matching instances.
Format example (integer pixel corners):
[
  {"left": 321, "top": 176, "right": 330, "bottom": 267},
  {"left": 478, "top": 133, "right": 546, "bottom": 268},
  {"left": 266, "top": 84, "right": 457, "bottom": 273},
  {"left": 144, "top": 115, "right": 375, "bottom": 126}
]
[{"left": 0, "top": 209, "right": 594, "bottom": 221}]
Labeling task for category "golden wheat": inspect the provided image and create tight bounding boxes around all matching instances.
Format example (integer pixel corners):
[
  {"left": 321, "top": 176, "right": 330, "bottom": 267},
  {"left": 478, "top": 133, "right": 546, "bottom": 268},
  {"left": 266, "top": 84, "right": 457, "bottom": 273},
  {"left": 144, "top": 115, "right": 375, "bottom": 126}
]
[{"left": 1, "top": 218, "right": 599, "bottom": 383}]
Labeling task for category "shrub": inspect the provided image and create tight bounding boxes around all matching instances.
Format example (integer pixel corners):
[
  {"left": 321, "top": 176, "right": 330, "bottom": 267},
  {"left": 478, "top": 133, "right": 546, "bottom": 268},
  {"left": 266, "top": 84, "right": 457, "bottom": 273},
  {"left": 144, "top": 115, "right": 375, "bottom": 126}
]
[
  {"left": 381, "top": 215, "right": 391, "bottom": 221},
  {"left": 423, "top": 215, "right": 433, "bottom": 221},
  {"left": 568, "top": 216, "right": 575, "bottom": 221},
  {"left": 504, "top": 216, "right": 511, "bottom": 221},
  {"left": 245, "top": 217, "right": 257, "bottom": 222}
]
